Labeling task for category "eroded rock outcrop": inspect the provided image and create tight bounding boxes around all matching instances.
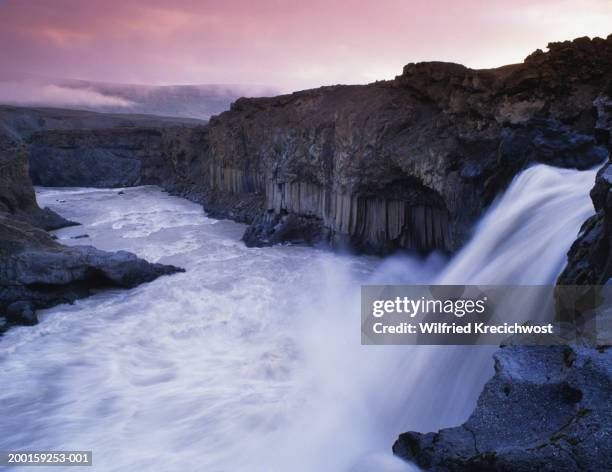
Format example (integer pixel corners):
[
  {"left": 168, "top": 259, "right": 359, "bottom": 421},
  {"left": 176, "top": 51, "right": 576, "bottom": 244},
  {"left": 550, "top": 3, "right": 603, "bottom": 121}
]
[
  {"left": 0, "top": 112, "right": 185, "bottom": 333},
  {"left": 0, "top": 214, "right": 183, "bottom": 333},
  {"left": 393, "top": 345, "right": 612, "bottom": 471},
  {"left": 558, "top": 163, "right": 612, "bottom": 285},
  {"left": 0, "top": 130, "right": 74, "bottom": 230}
]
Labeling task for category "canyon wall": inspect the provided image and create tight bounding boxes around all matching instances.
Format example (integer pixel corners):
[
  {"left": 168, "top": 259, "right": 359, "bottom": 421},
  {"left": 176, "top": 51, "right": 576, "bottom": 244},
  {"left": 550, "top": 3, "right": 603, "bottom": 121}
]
[
  {"left": 198, "top": 35, "right": 611, "bottom": 253},
  {"left": 14, "top": 36, "right": 612, "bottom": 254},
  {"left": 0, "top": 108, "right": 185, "bottom": 333}
]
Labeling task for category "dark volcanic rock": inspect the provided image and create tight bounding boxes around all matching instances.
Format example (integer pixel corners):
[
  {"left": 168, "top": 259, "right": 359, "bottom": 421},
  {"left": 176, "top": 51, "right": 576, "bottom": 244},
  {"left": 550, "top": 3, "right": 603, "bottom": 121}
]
[
  {"left": 499, "top": 119, "right": 607, "bottom": 171},
  {"left": 26, "top": 125, "right": 206, "bottom": 189},
  {"left": 242, "top": 213, "right": 327, "bottom": 248},
  {"left": 0, "top": 214, "right": 183, "bottom": 333},
  {"left": 558, "top": 89, "right": 612, "bottom": 286},
  {"left": 195, "top": 35, "right": 612, "bottom": 253},
  {"left": 0, "top": 104, "right": 205, "bottom": 190},
  {"left": 393, "top": 345, "right": 612, "bottom": 471},
  {"left": 0, "top": 131, "right": 75, "bottom": 230},
  {"left": 558, "top": 162, "right": 612, "bottom": 285}
]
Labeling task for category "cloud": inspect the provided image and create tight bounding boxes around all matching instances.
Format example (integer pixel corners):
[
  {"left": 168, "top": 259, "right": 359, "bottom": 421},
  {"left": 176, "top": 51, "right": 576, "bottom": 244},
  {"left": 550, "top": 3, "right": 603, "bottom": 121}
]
[
  {"left": 0, "top": 81, "right": 133, "bottom": 108},
  {"left": 0, "top": 0, "right": 610, "bottom": 91}
]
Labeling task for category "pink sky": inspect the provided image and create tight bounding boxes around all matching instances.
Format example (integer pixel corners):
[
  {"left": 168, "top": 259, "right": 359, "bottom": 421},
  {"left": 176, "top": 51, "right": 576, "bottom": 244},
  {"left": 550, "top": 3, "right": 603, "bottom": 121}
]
[{"left": 0, "top": 0, "right": 610, "bottom": 91}]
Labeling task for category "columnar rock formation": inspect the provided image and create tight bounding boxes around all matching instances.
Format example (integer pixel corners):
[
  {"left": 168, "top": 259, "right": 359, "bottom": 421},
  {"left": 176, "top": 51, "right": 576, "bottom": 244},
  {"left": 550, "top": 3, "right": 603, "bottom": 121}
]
[{"left": 198, "top": 35, "right": 611, "bottom": 253}]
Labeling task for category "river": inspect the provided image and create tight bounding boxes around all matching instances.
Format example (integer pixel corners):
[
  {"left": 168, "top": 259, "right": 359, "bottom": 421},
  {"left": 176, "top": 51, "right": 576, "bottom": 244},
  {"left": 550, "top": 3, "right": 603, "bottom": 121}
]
[{"left": 0, "top": 164, "right": 597, "bottom": 471}]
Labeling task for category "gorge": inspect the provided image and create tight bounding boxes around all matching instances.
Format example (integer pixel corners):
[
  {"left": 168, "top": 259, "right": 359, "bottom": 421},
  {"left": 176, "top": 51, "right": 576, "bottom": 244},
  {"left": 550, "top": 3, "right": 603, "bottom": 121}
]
[{"left": 0, "top": 34, "right": 611, "bottom": 471}]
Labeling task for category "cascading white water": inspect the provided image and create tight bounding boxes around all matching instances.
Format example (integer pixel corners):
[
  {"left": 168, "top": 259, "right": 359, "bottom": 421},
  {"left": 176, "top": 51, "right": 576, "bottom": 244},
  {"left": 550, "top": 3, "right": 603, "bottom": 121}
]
[{"left": 0, "top": 164, "right": 597, "bottom": 471}]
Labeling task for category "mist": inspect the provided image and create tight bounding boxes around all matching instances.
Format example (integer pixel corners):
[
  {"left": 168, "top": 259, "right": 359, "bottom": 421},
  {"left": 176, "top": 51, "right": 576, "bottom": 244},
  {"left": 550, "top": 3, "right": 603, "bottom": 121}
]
[
  {"left": 0, "top": 80, "right": 133, "bottom": 109},
  {"left": 0, "top": 77, "right": 278, "bottom": 120}
]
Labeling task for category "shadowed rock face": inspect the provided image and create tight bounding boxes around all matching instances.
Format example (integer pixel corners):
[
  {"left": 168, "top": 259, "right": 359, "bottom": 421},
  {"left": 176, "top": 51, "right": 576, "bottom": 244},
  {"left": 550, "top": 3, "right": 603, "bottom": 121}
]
[
  {"left": 27, "top": 127, "right": 206, "bottom": 189},
  {"left": 393, "top": 346, "right": 612, "bottom": 471},
  {"left": 0, "top": 130, "right": 75, "bottom": 231},
  {"left": 558, "top": 94, "right": 612, "bottom": 285},
  {"left": 0, "top": 214, "right": 183, "bottom": 334},
  {"left": 14, "top": 35, "right": 612, "bottom": 254},
  {"left": 558, "top": 163, "right": 612, "bottom": 285},
  {"left": 0, "top": 110, "right": 186, "bottom": 334}
]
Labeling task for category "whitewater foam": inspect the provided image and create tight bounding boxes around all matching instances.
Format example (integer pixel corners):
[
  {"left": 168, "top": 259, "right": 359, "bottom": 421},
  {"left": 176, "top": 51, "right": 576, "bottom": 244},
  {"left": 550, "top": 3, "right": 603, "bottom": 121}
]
[{"left": 0, "top": 165, "right": 597, "bottom": 471}]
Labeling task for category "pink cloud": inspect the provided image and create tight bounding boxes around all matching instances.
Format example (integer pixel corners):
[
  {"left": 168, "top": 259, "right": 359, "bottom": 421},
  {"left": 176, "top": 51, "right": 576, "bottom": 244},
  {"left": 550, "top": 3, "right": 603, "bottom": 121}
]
[
  {"left": 0, "top": 0, "right": 610, "bottom": 91},
  {"left": 0, "top": 80, "right": 133, "bottom": 108}
]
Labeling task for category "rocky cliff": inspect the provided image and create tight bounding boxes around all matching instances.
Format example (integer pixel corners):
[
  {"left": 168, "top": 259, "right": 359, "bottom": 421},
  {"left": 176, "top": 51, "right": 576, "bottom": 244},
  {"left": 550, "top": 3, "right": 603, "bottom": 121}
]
[
  {"left": 20, "top": 36, "right": 612, "bottom": 254},
  {"left": 390, "top": 40, "right": 612, "bottom": 469},
  {"left": 198, "top": 35, "right": 611, "bottom": 253},
  {"left": 0, "top": 124, "right": 74, "bottom": 231},
  {"left": 558, "top": 94, "right": 612, "bottom": 285}
]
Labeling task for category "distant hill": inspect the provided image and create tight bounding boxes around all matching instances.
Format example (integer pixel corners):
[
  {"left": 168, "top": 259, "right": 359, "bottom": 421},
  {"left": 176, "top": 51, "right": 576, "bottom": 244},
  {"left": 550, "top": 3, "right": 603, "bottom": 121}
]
[
  {"left": 0, "top": 104, "right": 203, "bottom": 144},
  {"left": 0, "top": 76, "right": 279, "bottom": 121}
]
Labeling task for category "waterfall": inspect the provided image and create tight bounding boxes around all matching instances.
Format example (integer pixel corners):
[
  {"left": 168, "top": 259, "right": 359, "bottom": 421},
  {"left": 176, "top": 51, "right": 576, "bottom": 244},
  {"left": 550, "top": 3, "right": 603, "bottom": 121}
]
[
  {"left": 0, "top": 164, "right": 597, "bottom": 472},
  {"left": 291, "top": 164, "right": 598, "bottom": 470}
]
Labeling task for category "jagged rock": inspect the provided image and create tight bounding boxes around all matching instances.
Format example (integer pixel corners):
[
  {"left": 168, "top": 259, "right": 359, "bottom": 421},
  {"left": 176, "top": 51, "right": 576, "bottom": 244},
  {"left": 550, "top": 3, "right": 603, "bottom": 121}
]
[
  {"left": 499, "top": 119, "right": 607, "bottom": 171},
  {"left": 393, "top": 345, "right": 612, "bottom": 471},
  {"left": 558, "top": 162, "right": 612, "bottom": 285},
  {"left": 0, "top": 131, "right": 75, "bottom": 230},
  {"left": 242, "top": 212, "right": 326, "bottom": 248},
  {"left": 0, "top": 214, "right": 183, "bottom": 333},
  {"left": 558, "top": 80, "right": 612, "bottom": 286}
]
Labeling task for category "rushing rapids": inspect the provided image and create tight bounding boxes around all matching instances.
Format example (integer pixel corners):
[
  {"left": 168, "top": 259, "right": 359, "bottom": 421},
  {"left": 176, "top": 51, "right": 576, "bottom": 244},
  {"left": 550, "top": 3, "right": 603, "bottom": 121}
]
[{"left": 0, "top": 164, "right": 597, "bottom": 471}]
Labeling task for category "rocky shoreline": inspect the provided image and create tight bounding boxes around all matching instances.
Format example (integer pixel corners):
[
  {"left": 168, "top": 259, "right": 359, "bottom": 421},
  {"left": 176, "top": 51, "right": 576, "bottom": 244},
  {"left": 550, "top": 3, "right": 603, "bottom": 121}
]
[
  {"left": 393, "top": 345, "right": 612, "bottom": 471},
  {"left": 0, "top": 114, "right": 184, "bottom": 334}
]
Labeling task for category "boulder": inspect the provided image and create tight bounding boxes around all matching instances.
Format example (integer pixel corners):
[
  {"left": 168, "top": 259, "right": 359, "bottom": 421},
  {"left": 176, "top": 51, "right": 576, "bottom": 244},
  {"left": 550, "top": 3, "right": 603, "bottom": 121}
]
[{"left": 393, "top": 345, "right": 612, "bottom": 471}]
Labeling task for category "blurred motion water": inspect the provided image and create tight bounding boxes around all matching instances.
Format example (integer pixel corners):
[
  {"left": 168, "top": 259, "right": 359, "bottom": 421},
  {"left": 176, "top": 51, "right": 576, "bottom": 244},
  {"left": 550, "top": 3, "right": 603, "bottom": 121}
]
[{"left": 0, "top": 164, "right": 597, "bottom": 471}]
